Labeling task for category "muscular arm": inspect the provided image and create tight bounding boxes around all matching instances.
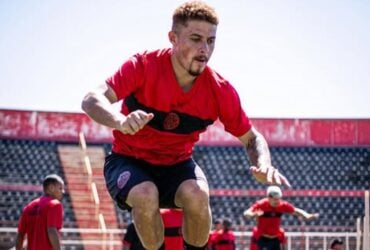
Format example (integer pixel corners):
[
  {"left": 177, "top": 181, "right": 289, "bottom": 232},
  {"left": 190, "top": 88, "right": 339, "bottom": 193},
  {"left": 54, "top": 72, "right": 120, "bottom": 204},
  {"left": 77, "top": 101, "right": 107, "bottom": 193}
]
[
  {"left": 294, "top": 208, "right": 319, "bottom": 220},
  {"left": 240, "top": 127, "right": 271, "bottom": 168},
  {"left": 243, "top": 207, "right": 257, "bottom": 218},
  {"left": 15, "top": 232, "right": 25, "bottom": 250},
  {"left": 81, "top": 84, "right": 124, "bottom": 129},
  {"left": 81, "top": 84, "right": 153, "bottom": 135},
  {"left": 243, "top": 205, "right": 264, "bottom": 219},
  {"left": 239, "top": 127, "right": 290, "bottom": 186},
  {"left": 47, "top": 227, "right": 61, "bottom": 250}
]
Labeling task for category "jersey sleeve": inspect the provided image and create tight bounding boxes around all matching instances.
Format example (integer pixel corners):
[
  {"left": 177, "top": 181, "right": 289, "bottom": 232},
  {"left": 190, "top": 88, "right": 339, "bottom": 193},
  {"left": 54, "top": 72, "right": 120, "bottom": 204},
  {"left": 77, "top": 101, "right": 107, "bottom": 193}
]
[
  {"left": 251, "top": 200, "right": 263, "bottom": 211},
  {"left": 218, "top": 82, "right": 252, "bottom": 137},
  {"left": 106, "top": 53, "right": 145, "bottom": 100},
  {"left": 280, "top": 201, "right": 295, "bottom": 213},
  {"left": 47, "top": 202, "right": 63, "bottom": 229}
]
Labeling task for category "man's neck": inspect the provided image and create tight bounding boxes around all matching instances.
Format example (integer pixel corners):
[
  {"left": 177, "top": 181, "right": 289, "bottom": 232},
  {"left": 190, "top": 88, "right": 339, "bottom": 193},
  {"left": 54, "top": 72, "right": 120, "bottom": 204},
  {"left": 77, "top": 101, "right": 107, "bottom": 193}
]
[{"left": 170, "top": 55, "right": 196, "bottom": 92}]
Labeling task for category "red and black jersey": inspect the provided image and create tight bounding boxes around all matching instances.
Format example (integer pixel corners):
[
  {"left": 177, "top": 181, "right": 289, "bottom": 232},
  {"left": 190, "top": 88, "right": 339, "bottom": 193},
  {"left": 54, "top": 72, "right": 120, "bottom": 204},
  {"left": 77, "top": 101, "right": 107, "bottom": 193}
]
[
  {"left": 251, "top": 198, "right": 295, "bottom": 236},
  {"left": 211, "top": 229, "right": 236, "bottom": 250},
  {"left": 123, "top": 209, "right": 183, "bottom": 250},
  {"left": 106, "top": 48, "right": 251, "bottom": 165},
  {"left": 18, "top": 196, "right": 63, "bottom": 250},
  {"left": 161, "top": 209, "right": 183, "bottom": 250}
]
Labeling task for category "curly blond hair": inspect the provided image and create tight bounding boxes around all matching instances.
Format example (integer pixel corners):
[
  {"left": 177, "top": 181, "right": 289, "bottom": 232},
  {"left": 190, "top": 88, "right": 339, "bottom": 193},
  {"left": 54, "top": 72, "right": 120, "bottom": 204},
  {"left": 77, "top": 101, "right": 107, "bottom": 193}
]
[{"left": 172, "top": 1, "right": 219, "bottom": 31}]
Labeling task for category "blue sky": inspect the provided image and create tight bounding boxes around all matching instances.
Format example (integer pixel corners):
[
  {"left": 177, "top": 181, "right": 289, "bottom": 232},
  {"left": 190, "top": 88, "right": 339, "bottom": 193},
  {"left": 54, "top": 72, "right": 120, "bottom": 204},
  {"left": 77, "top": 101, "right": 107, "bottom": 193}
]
[{"left": 0, "top": 0, "right": 369, "bottom": 118}]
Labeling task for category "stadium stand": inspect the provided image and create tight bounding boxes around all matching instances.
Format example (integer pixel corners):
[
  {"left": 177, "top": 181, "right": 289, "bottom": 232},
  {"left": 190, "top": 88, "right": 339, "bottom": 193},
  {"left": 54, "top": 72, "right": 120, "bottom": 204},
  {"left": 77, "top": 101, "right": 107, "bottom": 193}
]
[
  {"left": 1, "top": 109, "right": 370, "bottom": 249},
  {"left": 0, "top": 139, "right": 77, "bottom": 227},
  {"left": 0, "top": 139, "right": 82, "bottom": 247}
]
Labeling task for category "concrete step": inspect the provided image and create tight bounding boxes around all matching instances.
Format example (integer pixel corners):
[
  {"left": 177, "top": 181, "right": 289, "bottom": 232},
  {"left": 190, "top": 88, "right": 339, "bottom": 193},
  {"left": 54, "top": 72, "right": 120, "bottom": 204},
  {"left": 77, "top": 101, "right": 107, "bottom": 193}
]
[{"left": 58, "top": 144, "right": 120, "bottom": 248}]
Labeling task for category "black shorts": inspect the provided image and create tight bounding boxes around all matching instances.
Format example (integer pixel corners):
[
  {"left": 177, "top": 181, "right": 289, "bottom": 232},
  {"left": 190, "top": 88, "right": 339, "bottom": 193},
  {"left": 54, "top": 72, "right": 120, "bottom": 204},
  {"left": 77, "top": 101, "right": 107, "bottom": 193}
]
[
  {"left": 104, "top": 152, "right": 208, "bottom": 210},
  {"left": 257, "top": 236, "right": 281, "bottom": 250}
]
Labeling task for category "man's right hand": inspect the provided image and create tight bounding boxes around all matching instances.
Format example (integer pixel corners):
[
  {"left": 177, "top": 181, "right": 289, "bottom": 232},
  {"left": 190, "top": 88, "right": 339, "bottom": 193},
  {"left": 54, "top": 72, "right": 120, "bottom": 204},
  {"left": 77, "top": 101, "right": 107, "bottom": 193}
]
[
  {"left": 253, "top": 209, "right": 264, "bottom": 217},
  {"left": 117, "top": 110, "right": 154, "bottom": 135},
  {"left": 306, "top": 213, "right": 320, "bottom": 221}
]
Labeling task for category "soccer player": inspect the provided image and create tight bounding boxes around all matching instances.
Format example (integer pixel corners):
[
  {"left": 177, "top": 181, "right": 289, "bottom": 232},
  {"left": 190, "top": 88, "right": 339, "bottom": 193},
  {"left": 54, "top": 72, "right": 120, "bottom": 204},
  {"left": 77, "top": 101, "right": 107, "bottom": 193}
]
[
  {"left": 207, "top": 219, "right": 223, "bottom": 249},
  {"left": 160, "top": 209, "right": 183, "bottom": 250},
  {"left": 15, "top": 174, "right": 64, "bottom": 250},
  {"left": 209, "top": 218, "right": 236, "bottom": 250},
  {"left": 123, "top": 209, "right": 183, "bottom": 250},
  {"left": 244, "top": 186, "right": 319, "bottom": 250},
  {"left": 82, "top": 1, "right": 290, "bottom": 249},
  {"left": 329, "top": 238, "right": 343, "bottom": 250}
]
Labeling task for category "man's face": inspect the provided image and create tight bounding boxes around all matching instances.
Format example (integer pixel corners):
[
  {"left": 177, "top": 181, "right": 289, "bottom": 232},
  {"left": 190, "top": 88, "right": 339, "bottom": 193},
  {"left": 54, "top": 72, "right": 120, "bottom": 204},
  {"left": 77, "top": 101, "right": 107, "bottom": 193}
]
[
  {"left": 333, "top": 244, "right": 343, "bottom": 250},
  {"left": 268, "top": 196, "right": 280, "bottom": 207},
  {"left": 170, "top": 20, "right": 217, "bottom": 76},
  {"left": 215, "top": 222, "right": 222, "bottom": 231},
  {"left": 50, "top": 182, "right": 65, "bottom": 201}
]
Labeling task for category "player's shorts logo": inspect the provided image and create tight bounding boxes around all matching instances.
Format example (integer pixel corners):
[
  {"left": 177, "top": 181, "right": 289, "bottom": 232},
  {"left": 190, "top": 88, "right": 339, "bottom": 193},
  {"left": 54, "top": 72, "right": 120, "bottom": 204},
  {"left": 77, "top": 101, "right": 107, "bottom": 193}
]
[
  {"left": 163, "top": 112, "right": 180, "bottom": 130},
  {"left": 117, "top": 171, "right": 131, "bottom": 189}
]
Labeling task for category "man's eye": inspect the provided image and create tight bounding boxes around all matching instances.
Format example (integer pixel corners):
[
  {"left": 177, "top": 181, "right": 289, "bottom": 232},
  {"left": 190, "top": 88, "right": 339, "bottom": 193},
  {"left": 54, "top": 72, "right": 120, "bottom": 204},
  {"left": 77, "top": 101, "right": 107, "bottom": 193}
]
[
  {"left": 191, "top": 37, "right": 201, "bottom": 42},
  {"left": 207, "top": 39, "right": 215, "bottom": 45}
]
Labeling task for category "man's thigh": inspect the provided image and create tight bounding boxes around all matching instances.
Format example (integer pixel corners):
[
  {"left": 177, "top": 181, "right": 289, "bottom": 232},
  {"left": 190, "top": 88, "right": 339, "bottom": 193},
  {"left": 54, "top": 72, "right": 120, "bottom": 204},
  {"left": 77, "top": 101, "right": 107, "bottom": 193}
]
[
  {"left": 104, "top": 153, "right": 208, "bottom": 209},
  {"left": 104, "top": 153, "right": 153, "bottom": 210},
  {"left": 155, "top": 158, "right": 208, "bottom": 208}
]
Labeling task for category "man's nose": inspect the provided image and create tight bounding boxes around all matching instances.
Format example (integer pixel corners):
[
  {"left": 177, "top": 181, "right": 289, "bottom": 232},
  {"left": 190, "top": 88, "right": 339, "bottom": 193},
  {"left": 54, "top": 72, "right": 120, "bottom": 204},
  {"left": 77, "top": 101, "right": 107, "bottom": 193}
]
[{"left": 199, "top": 41, "right": 209, "bottom": 53}]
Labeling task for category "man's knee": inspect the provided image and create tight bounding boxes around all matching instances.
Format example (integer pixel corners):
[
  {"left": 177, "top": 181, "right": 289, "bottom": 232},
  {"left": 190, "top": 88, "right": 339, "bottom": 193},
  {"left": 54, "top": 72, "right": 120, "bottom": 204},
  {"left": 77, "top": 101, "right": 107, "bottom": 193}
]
[
  {"left": 126, "top": 181, "right": 159, "bottom": 209},
  {"left": 176, "top": 180, "right": 209, "bottom": 210}
]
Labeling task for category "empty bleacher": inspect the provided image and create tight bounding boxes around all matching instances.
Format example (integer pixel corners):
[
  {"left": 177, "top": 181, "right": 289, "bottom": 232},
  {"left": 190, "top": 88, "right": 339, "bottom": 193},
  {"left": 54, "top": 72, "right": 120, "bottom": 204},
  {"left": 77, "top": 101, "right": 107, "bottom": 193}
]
[
  {"left": 195, "top": 145, "right": 369, "bottom": 231},
  {"left": 0, "top": 139, "right": 78, "bottom": 226},
  {"left": 0, "top": 139, "right": 80, "bottom": 246},
  {"left": 2, "top": 140, "right": 369, "bottom": 230},
  {"left": 1, "top": 138, "right": 369, "bottom": 248},
  {"left": 0, "top": 139, "right": 60, "bottom": 185},
  {"left": 195, "top": 145, "right": 370, "bottom": 190}
]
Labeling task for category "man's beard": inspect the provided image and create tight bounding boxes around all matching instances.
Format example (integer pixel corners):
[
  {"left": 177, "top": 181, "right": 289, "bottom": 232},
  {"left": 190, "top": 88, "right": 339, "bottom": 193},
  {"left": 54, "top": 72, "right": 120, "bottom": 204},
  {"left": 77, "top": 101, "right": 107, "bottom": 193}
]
[
  {"left": 188, "top": 61, "right": 206, "bottom": 76},
  {"left": 188, "top": 69, "right": 202, "bottom": 76}
]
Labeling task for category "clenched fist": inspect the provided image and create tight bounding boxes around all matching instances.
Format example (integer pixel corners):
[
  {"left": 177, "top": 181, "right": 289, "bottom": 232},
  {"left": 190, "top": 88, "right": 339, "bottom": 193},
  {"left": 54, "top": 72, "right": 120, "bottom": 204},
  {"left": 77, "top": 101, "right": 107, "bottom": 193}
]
[{"left": 117, "top": 110, "right": 154, "bottom": 135}]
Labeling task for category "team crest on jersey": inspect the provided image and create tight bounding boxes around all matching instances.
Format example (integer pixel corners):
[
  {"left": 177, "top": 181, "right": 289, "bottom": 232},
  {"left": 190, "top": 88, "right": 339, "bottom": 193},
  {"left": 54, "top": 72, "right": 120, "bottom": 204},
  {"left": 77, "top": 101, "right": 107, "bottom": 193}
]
[
  {"left": 163, "top": 112, "right": 180, "bottom": 130},
  {"left": 117, "top": 171, "right": 131, "bottom": 189}
]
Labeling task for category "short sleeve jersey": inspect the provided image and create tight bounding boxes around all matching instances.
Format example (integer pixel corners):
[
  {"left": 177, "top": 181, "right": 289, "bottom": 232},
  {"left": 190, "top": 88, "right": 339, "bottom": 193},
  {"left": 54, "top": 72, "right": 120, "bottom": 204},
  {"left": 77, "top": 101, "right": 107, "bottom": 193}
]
[
  {"left": 208, "top": 229, "right": 219, "bottom": 248},
  {"left": 252, "top": 198, "right": 295, "bottom": 236},
  {"left": 212, "top": 230, "right": 236, "bottom": 250},
  {"left": 18, "top": 196, "right": 63, "bottom": 250},
  {"left": 161, "top": 209, "right": 183, "bottom": 250},
  {"left": 123, "top": 210, "right": 183, "bottom": 250},
  {"left": 106, "top": 48, "right": 251, "bottom": 165}
]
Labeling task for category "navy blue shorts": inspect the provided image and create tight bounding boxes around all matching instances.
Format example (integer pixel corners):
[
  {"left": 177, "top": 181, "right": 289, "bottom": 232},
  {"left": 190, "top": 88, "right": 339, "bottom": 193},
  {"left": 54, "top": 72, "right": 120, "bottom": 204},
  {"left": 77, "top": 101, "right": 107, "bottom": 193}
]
[
  {"left": 104, "top": 153, "right": 208, "bottom": 210},
  {"left": 258, "top": 236, "right": 281, "bottom": 250}
]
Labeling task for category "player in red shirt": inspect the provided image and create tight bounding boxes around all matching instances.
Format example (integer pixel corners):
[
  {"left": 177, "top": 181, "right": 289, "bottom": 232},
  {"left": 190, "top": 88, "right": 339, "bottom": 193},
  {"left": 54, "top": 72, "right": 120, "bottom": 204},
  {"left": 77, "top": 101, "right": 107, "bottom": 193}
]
[
  {"left": 329, "top": 238, "right": 343, "bottom": 250},
  {"left": 82, "top": 1, "right": 290, "bottom": 249},
  {"left": 161, "top": 209, "right": 183, "bottom": 250},
  {"left": 15, "top": 174, "right": 64, "bottom": 250},
  {"left": 209, "top": 218, "right": 236, "bottom": 250},
  {"left": 207, "top": 219, "right": 222, "bottom": 249},
  {"left": 244, "top": 186, "right": 319, "bottom": 250},
  {"left": 123, "top": 209, "right": 183, "bottom": 250}
]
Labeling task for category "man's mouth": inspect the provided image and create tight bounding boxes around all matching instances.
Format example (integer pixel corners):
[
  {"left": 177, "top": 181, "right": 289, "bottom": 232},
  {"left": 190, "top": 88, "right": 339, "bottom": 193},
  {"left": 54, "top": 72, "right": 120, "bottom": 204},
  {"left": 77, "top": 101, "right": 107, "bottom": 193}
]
[{"left": 194, "top": 56, "right": 208, "bottom": 63}]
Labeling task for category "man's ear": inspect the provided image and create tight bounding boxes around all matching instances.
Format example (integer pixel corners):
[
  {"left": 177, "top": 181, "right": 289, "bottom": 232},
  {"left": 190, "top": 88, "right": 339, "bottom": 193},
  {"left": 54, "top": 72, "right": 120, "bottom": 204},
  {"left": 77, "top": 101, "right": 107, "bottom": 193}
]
[{"left": 168, "top": 31, "right": 177, "bottom": 45}]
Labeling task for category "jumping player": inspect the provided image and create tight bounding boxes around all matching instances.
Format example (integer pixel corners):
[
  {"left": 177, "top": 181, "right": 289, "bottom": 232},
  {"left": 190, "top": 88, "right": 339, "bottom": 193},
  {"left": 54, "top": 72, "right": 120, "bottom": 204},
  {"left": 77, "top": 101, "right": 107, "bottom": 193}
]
[
  {"left": 244, "top": 186, "right": 319, "bottom": 250},
  {"left": 82, "top": 1, "right": 290, "bottom": 249}
]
